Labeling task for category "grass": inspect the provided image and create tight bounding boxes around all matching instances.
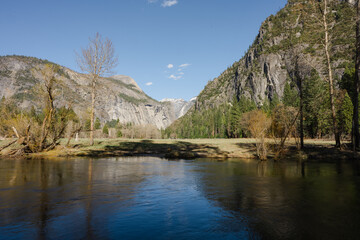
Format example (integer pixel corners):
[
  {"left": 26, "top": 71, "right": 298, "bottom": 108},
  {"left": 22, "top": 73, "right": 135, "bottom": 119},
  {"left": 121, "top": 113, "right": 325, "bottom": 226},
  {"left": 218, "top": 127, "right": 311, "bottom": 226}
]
[{"left": 0, "top": 138, "right": 357, "bottom": 160}]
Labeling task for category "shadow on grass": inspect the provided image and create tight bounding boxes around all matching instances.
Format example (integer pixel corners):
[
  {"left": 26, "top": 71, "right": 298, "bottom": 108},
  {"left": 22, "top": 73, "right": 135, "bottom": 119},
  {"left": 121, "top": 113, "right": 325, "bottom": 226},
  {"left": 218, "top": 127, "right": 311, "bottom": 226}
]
[
  {"left": 235, "top": 143, "right": 256, "bottom": 150},
  {"left": 80, "top": 140, "right": 226, "bottom": 159},
  {"left": 235, "top": 141, "right": 360, "bottom": 161},
  {"left": 301, "top": 144, "right": 359, "bottom": 161}
]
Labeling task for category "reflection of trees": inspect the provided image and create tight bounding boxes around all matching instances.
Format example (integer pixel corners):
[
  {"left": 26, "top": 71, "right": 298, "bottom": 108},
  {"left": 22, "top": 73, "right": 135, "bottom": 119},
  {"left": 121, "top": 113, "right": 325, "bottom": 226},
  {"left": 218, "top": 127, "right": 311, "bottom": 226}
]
[
  {"left": 0, "top": 157, "right": 151, "bottom": 239},
  {"left": 1, "top": 158, "right": 360, "bottom": 239},
  {"left": 38, "top": 159, "right": 49, "bottom": 240},
  {"left": 194, "top": 159, "right": 360, "bottom": 239}
]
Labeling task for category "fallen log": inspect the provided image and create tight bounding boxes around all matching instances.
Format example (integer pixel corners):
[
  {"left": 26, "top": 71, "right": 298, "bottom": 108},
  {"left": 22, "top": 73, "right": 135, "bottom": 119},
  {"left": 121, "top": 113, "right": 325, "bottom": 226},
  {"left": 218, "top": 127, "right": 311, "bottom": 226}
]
[{"left": 0, "top": 139, "right": 17, "bottom": 151}]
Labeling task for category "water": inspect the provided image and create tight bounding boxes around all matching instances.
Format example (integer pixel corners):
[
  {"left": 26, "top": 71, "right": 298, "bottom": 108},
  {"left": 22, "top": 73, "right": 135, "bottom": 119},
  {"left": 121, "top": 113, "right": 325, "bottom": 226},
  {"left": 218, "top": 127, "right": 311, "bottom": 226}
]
[{"left": 1, "top": 157, "right": 360, "bottom": 240}]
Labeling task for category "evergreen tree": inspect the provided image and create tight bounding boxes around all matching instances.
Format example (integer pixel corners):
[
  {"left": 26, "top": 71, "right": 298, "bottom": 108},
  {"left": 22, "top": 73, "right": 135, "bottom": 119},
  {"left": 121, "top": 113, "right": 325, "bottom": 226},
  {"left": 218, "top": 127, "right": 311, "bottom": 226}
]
[
  {"left": 336, "top": 91, "right": 353, "bottom": 138},
  {"left": 270, "top": 93, "right": 281, "bottom": 110},
  {"left": 283, "top": 82, "right": 299, "bottom": 108},
  {"left": 303, "top": 70, "right": 331, "bottom": 138},
  {"left": 95, "top": 118, "right": 101, "bottom": 130},
  {"left": 102, "top": 124, "right": 109, "bottom": 135}
]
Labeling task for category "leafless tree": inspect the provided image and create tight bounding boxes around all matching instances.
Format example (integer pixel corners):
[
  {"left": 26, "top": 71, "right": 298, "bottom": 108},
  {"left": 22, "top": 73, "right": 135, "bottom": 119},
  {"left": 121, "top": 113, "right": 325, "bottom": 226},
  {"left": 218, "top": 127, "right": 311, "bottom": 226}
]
[
  {"left": 354, "top": 0, "right": 360, "bottom": 150},
  {"left": 271, "top": 105, "right": 300, "bottom": 159},
  {"left": 0, "top": 64, "right": 73, "bottom": 155},
  {"left": 308, "top": 0, "right": 341, "bottom": 147},
  {"left": 285, "top": 3, "right": 304, "bottom": 149},
  {"left": 322, "top": 0, "right": 341, "bottom": 148},
  {"left": 38, "top": 64, "right": 57, "bottom": 151},
  {"left": 241, "top": 110, "right": 272, "bottom": 160},
  {"left": 76, "top": 33, "right": 118, "bottom": 145}
]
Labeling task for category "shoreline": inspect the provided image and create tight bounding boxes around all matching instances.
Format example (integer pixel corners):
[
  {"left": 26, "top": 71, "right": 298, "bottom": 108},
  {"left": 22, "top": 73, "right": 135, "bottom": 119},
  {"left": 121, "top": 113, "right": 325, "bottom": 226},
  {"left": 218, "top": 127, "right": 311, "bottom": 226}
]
[{"left": 0, "top": 138, "right": 359, "bottom": 161}]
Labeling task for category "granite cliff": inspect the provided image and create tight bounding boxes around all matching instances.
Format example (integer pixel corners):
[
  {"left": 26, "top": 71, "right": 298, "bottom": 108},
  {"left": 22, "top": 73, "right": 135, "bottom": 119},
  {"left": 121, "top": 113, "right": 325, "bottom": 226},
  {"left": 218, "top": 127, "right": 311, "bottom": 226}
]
[
  {"left": 0, "top": 55, "right": 177, "bottom": 129},
  {"left": 160, "top": 98, "right": 196, "bottom": 119},
  {"left": 166, "top": 0, "right": 356, "bottom": 138},
  {"left": 194, "top": 0, "right": 355, "bottom": 110}
]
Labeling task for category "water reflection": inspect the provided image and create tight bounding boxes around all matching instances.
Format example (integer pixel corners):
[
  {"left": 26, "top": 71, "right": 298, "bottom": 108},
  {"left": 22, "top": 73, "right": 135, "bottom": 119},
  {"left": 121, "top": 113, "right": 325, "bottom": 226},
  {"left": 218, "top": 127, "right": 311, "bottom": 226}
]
[
  {"left": 193, "top": 159, "right": 360, "bottom": 239},
  {"left": 0, "top": 157, "right": 360, "bottom": 239},
  {"left": 0, "top": 157, "right": 156, "bottom": 239}
]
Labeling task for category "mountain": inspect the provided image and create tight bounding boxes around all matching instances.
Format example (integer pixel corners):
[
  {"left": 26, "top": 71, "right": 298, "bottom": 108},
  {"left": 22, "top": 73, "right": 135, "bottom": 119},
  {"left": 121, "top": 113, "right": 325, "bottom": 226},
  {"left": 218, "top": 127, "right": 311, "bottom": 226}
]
[
  {"left": 169, "top": 0, "right": 356, "bottom": 135},
  {"left": 0, "top": 55, "right": 177, "bottom": 129},
  {"left": 160, "top": 97, "right": 196, "bottom": 119},
  {"left": 194, "top": 0, "right": 355, "bottom": 110}
]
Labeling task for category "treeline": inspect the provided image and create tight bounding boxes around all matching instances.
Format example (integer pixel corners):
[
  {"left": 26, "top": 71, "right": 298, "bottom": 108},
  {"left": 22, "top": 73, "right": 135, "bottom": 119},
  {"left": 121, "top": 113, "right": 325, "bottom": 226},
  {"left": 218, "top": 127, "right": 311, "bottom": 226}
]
[
  {"left": 90, "top": 119, "right": 161, "bottom": 139},
  {"left": 0, "top": 98, "right": 162, "bottom": 145},
  {"left": 165, "top": 68, "right": 358, "bottom": 143},
  {"left": 0, "top": 64, "right": 163, "bottom": 155}
]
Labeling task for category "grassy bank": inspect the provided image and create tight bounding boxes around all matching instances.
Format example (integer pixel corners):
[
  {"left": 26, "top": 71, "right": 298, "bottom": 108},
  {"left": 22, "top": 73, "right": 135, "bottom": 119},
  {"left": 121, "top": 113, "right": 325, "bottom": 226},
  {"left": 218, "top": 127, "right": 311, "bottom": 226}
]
[{"left": 0, "top": 138, "right": 358, "bottom": 160}]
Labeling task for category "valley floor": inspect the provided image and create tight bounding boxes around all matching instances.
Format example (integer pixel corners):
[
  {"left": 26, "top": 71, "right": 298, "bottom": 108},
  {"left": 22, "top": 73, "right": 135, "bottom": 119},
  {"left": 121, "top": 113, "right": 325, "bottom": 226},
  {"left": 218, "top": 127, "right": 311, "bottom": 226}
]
[{"left": 0, "top": 138, "right": 358, "bottom": 161}]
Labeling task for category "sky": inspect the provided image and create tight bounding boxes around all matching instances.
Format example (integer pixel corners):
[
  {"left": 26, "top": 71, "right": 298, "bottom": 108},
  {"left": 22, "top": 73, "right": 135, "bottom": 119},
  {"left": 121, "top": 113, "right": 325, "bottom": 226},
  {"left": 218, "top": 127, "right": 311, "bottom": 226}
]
[{"left": 0, "top": 0, "right": 287, "bottom": 101}]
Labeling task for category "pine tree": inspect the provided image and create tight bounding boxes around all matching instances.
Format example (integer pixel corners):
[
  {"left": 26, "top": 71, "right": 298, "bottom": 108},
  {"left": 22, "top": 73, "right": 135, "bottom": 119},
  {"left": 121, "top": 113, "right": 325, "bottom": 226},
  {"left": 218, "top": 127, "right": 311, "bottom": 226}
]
[
  {"left": 337, "top": 91, "right": 353, "bottom": 138},
  {"left": 303, "top": 70, "right": 331, "bottom": 138},
  {"left": 283, "top": 82, "right": 300, "bottom": 108},
  {"left": 102, "top": 124, "right": 109, "bottom": 135},
  {"left": 95, "top": 118, "right": 101, "bottom": 130}
]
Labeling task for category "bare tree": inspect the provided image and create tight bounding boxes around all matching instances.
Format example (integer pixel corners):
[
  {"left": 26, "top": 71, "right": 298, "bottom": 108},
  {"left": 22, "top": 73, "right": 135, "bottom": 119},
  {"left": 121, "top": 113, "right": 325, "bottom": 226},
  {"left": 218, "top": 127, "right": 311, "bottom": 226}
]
[
  {"left": 308, "top": 0, "right": 341, "bottom": 147},
  {"left": 0, "top": 64, "right": 74, "bottom": 155},
  {"left": 241, "top": 110, "right": 272, "bottom": 161},
  {"left": 271, "top": 105, "right": 300, "bottom": 159},
  {"left": 76, "top": 33, "right": 118, "bottom": 145},
  {"left": 322, "top": 0, "right": 341, "bottom": 148},
  {"left": 354, "top": 0, "right": 360, "bottom": 150},
  {"left": 38, "top": 64, "right": 57, "bottom": 151}
]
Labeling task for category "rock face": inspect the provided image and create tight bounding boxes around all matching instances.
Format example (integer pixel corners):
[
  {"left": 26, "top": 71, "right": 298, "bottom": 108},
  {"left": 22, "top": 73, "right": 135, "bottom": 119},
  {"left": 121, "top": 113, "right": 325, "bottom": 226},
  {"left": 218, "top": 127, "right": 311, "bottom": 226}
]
[
  {"left": 160, "top": 98, "right": 196, "bottom": 119},
  {"left": 194, "top": 0, "right": 355, "bottom": 111},
  {"left": 0, "top": 55, "right": 176, "bottom": 129}
]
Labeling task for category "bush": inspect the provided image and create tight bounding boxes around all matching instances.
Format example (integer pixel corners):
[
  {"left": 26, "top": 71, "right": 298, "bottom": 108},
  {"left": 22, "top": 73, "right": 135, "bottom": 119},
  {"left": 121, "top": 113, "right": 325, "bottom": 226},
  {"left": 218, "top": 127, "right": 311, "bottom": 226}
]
[
  {"left": 241, "top": 110, "right": 271, "bottom": 160},
  {"left": 102, "top": 124, "right": 109, "bottom": 135}
]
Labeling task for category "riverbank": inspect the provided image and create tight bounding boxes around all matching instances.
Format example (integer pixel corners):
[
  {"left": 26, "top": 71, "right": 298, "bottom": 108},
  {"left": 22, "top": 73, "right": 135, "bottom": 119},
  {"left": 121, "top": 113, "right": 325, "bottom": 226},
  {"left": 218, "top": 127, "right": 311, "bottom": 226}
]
[{"left": 0, "top": 138, "right": 358, "bottom": 160}]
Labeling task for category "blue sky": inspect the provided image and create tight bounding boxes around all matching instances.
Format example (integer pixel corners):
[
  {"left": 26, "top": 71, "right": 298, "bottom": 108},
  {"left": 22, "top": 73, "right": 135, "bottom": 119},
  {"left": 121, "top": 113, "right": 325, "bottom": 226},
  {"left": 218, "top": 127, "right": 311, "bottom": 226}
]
[{"left": 0, "top": 0, "right": 287, "bottom": 101}]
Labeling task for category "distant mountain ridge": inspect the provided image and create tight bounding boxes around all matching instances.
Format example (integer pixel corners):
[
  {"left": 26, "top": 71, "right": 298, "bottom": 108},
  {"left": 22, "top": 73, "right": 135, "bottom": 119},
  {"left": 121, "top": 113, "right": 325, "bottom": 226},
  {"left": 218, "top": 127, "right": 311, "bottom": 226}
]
[
  {"left": 0, "top": 55, "right": 186, "bottom": 129},
  {"left": 160, "top": 98, "right": 196, "bottom": 119}
]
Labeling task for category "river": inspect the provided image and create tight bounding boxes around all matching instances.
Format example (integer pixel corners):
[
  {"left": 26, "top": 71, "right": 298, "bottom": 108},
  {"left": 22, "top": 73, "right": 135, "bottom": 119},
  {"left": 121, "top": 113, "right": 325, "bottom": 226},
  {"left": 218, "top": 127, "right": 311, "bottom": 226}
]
[{"left": 1, "top": 157, "right": 360, "bottom": 239}]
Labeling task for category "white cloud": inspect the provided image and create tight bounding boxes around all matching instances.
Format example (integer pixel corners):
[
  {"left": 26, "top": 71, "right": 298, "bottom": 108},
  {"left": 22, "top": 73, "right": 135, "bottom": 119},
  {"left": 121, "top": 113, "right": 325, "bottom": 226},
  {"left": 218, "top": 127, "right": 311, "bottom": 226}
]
[
  {"left": 169, "top": 74, "right": 182, "bottom": 80},
  {"left": 162, "top": 0, "right": 178, "bottom": 7},
  {"left": 147, "top": 0, "right": 158, "bottom": 3},
  {"left": 167, "top": 64, "right": 174, "bottom": 69},
  {"left": 146, "top": 82, "right": 153, "bottom": 86},
  {"left": 179, "top": 63, "right": 190, "bottom": 68},
  {"left": 178, "top": 72, "right": 184, "bottom": 75}
]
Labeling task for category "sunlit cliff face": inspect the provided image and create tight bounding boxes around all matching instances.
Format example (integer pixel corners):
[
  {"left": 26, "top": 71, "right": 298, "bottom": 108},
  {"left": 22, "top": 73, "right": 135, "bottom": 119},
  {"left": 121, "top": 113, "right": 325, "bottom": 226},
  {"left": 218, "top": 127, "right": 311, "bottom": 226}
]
[{"left": 0, "top": 56, "right": 179, "bottom": 129}]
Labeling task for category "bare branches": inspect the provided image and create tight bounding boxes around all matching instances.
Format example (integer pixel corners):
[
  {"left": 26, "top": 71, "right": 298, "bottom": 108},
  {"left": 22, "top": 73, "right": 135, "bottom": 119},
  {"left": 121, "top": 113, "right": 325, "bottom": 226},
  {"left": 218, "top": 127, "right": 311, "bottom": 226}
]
[
  {"left": 354, "top": 0, "right": 360, "bottom": 149},
  {"left": 241, "top": 110, "right": 272, "bottom": 160},
  {"left": 0, "top": 140, "right": 17, "bottom": 152},
  {"left": 37, "top": 64, "right": 58, "bottom": 151},
  {"left": 76, "top": 32, "right": 118, "bottom": 78},
  {"left": 76, "top": 33, "right": 118, "bottom": 146}
]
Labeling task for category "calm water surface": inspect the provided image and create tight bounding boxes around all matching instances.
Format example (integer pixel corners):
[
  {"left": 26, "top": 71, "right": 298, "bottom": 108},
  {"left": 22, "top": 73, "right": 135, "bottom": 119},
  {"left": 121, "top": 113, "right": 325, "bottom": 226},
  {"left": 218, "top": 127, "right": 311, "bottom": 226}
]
[{"left": 1, "top": 157, "right": 360, "bottom": 239}]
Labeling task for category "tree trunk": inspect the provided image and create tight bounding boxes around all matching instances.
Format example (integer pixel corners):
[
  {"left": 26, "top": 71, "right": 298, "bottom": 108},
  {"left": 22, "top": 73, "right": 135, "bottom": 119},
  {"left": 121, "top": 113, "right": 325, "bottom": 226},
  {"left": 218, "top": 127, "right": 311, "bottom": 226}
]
[
  {"left": 295, "top": 58, "right": 304, "bottom": 149},
  {"left": 323, "top": 0, "right": 341, "bottom": 148},
  {"left": 354, "top": 0, "right": 360, "bottom": 150},
  {"left": 12, "top": 127, "right": 19, "bottom": 138},
  {"left": 300, "top": 79, "right": 304, "bottom": 149},
  {"left": 276, "top": 111, "right": 300, "bottom": 159},
  {"left": 40, "top": 85, "right": 55, "bottom": 151},
  {"left": 90, "top": 77, "right": 96, "bottom": 146}
]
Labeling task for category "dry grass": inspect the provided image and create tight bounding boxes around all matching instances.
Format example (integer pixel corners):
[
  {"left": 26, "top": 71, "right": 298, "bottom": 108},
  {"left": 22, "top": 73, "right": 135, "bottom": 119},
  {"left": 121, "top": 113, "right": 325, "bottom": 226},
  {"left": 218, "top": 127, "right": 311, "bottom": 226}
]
[{"left": 0, "top": 137, "right": 356, "bottom": 160}]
